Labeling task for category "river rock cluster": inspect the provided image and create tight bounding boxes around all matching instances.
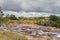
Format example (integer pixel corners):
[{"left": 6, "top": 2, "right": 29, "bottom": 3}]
[{"left": 0, "top": 24, "right": 60, "bottom": 40}]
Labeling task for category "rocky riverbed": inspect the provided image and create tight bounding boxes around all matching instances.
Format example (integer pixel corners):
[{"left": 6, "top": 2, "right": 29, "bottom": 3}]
[{"left": 0, "top": 24, "right": 60, "bottom": 40}]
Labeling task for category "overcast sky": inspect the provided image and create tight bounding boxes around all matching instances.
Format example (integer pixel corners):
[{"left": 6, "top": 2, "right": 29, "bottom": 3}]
[{"left": 0, "top": 0, "right": 60, "bottom": 17}]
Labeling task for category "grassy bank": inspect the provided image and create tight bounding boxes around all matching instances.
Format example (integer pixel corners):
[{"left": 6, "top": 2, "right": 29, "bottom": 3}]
[{"left": 0, "top": 31, "right": 28, "bottom": 40}]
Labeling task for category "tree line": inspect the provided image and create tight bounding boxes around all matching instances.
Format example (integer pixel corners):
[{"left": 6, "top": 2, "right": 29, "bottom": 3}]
[{"left": 0, "top": 8, "right": 60, "bottom": 28}]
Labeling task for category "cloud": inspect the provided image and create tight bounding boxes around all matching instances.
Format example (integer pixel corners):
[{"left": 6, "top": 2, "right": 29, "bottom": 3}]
[
  {"left": 0, "top": 0, "right": 60, "bottom": 17},
  {"left": 3, "top": 11, "right": 53, "bottom": 17},
  {"left": 0, "top": 0, "right": 60, "bottom": 12}
]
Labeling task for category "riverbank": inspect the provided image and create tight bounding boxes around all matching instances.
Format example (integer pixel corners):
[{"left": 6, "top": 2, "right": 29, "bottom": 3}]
[
  {"left": 5, "top": 23, "right": 60, "bottom": 32},
  {"left": 0, "top": 23, "right": 60, "bottom": 40}
]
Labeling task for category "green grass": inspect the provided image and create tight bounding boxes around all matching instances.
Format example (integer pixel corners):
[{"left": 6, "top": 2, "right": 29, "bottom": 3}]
[{"left": 0, "top": 31, "right": 28, "bottom": 40}]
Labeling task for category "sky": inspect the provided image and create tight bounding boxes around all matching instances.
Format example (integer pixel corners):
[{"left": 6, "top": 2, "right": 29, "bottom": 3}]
[{"left": 0, "top": 0, "right": 60, "bottom": 17}]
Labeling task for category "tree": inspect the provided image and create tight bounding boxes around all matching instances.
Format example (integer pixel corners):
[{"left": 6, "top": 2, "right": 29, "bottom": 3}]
[
  {"left": 9, "top": 14, "right": 18, "bottom": 20},
  {"left": 18, "top": 16, "right": 23, "bottom": 19},
  {"left": 0, "top": 7, "right": 4, "bottom": 26},
  {"left": 49, "top": 15, "right": 60, "bottom": 27},
  {"left": 3, "top": 14, "right": 10, "bottom": 23},
  {"left": 0, "top": 7, "right": 4, "bottom": 17},
  {"left": 49, "top": 15, "right": 59, "bottom": 21}
]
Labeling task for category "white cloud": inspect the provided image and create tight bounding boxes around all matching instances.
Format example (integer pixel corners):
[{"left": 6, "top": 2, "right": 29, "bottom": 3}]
[{"left": 4, "top": 11, "right": 51, "bottom": 17}]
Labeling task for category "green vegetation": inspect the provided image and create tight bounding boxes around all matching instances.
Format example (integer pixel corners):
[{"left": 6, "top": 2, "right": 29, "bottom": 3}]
[
  {"left": 47, "top": 38, "right": 50, "bottom": 40},
  {"left": 0, "top": 8, "right": 60, "bottom": 28},
  {"left": 0, "top": 31, "right": 28, "bottom": 40},
  {"left": 49, "top": 15, "right": 59, "bottom": 21},
  {"left": 49, "top": 15, "right": 60, "bottom": 28},
  {"left": 0, "top": 8, "right": 4, "bottom": 26}
]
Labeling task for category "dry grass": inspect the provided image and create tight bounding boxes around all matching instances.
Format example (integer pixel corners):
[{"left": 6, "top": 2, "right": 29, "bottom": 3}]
[{"left": 0, "top": 31, "right": 28, "bottom": 40}]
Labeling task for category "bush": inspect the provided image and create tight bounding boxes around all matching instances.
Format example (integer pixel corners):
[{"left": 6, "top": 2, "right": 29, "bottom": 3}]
[
  {"left": 50, "top": 21, "right": 60, "bottom": 28},
  {"left": 49, "top": 15, "right": 60, "bottom": 28},
  {"left": 50, "top": 22, "right": 58, "bottom": 27},
  {"left": 47, "top": 38, "right": 50, "bottom": 40},
  {"left": 49, "top": 15, "right": 59, "bottom": 21},
  {"left": 56, "top": 23, "right": 60, "bottom": 28}
]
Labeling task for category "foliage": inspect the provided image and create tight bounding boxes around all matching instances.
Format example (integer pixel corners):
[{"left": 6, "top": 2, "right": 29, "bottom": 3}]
[
  {"left": 50, "top": 21, "right": 58, "bottom": 27},
  {"left": 49, "top": 15, "right": 59, "bottom": 21},
  {"left": 0, "top": 7, "right": 4, "bottom": 17},
  {"left": 0, "top": 12, "right": 60, "bottom": 28},
  {"left": 49, "top": 15, "right": 60, "bottom": 28},
  {"left": 0, "top": 8, "right": 4, "bottom": 26},
  {"left": 47, "top": 38, "right": 50, "bottom": 40},
  {"left": 18, "top": 16, "right": 24, "bottom": 19},
  {"left": 8, "top": 14, "right": 18, "bottom": 20}
]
